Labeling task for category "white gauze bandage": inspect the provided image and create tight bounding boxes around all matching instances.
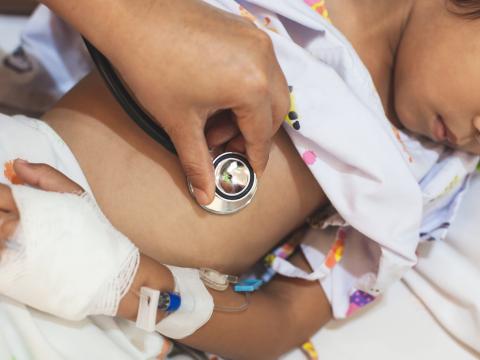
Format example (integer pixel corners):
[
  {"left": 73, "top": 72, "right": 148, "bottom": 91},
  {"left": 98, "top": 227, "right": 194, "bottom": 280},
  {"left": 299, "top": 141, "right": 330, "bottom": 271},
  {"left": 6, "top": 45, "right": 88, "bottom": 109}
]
[
  {"left": 0, "top": 185, "right": 139, "bottom": 321},
  {"left": 155, "top": 265, "right": 214, "bottom": 339}
]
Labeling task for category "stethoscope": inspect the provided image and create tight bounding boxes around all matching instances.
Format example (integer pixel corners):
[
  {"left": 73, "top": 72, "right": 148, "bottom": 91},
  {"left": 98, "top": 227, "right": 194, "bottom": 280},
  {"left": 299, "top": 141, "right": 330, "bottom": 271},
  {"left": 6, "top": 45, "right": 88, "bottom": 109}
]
[{"left": 84, "top": 40, "right": 257, "bottom": 215}]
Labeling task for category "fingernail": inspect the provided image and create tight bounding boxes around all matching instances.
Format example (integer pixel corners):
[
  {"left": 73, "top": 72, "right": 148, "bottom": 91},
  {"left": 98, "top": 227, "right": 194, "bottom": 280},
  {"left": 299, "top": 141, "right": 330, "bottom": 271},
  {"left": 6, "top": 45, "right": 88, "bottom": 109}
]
[
  {"left": 4, "top": 161, "right": 23, "bottom": 185},
  {"left": 15, "top": 159, "right": 29, "bottom": 165},
  {"left": 193, "top": 187, "right": 210, "bottom": 206}
]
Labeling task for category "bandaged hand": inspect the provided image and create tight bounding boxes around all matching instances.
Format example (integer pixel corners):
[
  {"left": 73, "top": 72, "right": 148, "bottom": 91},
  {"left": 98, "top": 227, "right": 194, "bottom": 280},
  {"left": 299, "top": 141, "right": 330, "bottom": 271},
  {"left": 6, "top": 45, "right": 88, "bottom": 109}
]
[
  {"left": 0, "top": 160, "right": 140, "bottom": 321},
  {"left": 1, "top": 161, "right": 214, "bottom": 336},
  {"left": 0, "top": 159, "right": 84, "bottom": 246},
  {"left": 0, "top": 160, "right": 84, "bottom": 247}
]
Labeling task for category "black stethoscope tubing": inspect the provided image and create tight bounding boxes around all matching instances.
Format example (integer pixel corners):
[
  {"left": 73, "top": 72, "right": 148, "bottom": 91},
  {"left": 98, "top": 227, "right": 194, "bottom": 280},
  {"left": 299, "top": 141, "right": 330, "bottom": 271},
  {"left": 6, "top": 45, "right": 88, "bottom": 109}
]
[{"left": 83, "top": 39, "right": 177, "bottom": 155}]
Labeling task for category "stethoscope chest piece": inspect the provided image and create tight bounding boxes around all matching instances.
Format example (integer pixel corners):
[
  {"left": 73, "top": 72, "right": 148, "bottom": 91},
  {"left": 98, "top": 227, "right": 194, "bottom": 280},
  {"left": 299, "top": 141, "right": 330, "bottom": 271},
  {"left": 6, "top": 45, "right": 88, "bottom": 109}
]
[{"left": 188, "top": 152, "right": 257, "bottom": 215}]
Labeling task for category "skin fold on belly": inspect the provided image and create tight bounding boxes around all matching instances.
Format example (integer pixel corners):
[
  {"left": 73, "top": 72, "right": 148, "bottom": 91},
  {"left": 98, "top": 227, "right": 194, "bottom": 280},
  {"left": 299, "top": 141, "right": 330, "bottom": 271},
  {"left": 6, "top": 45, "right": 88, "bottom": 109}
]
[{"left": 43, "top": 73, "right": 327, "bottom": 274}]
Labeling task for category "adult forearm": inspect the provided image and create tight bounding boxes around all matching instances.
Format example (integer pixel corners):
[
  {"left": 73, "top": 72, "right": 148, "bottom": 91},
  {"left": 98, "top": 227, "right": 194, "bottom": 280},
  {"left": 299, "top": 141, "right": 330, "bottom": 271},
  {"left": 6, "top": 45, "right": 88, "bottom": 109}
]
[
  {"left": 39, "top": 0, "right": 154, "bottom": 62},
  {"left": 40, "top": 0, "right": 292, "bottom": 203}
]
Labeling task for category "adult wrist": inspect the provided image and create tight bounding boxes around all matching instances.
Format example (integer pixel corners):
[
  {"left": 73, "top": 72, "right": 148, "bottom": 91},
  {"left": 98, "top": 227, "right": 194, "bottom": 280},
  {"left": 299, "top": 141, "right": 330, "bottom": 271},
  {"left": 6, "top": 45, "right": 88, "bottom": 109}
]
[{"left": 39, "top": 0, "right": 167, "bottom": 64}]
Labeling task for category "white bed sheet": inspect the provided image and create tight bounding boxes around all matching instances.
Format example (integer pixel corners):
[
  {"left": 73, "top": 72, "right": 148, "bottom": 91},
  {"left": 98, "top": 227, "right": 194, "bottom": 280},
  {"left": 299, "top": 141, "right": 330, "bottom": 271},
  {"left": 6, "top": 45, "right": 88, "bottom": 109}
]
[
  {"left": 283, "top": 281, "right": 478, "bottom": 360},
  {"left": 284, "top": 174, "right": 480, "bottom": 360}
]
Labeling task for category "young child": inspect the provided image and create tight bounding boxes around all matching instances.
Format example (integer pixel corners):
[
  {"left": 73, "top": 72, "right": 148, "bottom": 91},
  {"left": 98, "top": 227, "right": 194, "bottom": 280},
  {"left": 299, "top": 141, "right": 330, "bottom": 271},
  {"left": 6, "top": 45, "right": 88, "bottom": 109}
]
[
  {"left": 0, "top": 0, "right": 479, "bottom": 358},
  {"left": 229, "top": 0, "right": 479, "bottom": 317}
]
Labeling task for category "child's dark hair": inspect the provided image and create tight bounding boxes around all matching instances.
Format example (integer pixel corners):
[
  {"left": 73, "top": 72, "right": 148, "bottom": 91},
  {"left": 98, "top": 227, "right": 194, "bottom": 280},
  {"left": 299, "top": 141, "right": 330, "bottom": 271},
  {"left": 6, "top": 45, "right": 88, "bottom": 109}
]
[{"left": 450, "top": 0, "right": 480, "bottom": 18}]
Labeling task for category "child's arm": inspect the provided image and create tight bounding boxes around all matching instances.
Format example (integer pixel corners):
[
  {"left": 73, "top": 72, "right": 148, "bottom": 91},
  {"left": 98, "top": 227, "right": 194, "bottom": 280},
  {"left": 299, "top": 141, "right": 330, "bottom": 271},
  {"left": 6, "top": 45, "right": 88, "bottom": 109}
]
[
  {"left": 120, "top": 253, "right": 331, "bottom": 360},
  {"left": 6, "top": 160, "right": 331, "bottom": 359}
]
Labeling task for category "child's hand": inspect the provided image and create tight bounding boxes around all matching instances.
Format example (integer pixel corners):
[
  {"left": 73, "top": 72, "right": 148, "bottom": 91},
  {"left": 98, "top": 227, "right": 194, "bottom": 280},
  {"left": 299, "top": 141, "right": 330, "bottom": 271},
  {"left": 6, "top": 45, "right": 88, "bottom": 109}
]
[
  {"left": 11, "top": 159, "right": 84, "bottom": 194},
  {"left": 0, "top": 159, "right": 143, "bottom": 321},
  {"left": 0, "top": 184, "right": 19, "bottom": 250},
  {"left": 0, "top": 159, "right": 84, "bottom": 251}
]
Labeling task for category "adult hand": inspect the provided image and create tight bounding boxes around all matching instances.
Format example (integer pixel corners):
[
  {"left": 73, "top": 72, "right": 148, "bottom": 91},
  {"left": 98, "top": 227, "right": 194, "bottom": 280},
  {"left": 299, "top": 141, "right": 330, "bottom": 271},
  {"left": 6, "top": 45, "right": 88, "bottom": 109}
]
[
  {"left": 0, "top": 160, "right": 84, "bottom": 249},
  {"left": 42, "top": 0, "right": 290, "bottom": 205}
]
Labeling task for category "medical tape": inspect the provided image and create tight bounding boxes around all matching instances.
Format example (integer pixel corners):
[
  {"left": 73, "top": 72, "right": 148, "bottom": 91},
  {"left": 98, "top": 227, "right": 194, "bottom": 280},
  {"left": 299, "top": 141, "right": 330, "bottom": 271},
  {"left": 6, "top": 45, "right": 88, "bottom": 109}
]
[
  {"left": 136, "top": 287, "right": 161, "bottom": 332},
  {"left": 155, "top": 266, "right": 214, "bottom": 339}
]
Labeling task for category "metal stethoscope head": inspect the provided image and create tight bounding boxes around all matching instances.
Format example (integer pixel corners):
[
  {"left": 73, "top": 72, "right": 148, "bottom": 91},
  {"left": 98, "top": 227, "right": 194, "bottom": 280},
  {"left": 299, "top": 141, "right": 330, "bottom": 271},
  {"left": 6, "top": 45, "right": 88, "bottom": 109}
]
[
  {"left": 84, "top": 40, "right": 257, "bottom": 215},
  {"left": 188, "top": 152, "right": 257, "bottom": 214}
]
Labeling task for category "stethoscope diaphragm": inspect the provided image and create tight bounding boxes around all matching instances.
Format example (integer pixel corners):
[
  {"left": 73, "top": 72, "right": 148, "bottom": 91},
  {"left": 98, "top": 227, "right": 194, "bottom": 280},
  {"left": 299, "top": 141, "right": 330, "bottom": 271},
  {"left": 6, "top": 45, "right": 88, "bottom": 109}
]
[{"left": 188, "top": 152, "right": 257, "bottom": 215}]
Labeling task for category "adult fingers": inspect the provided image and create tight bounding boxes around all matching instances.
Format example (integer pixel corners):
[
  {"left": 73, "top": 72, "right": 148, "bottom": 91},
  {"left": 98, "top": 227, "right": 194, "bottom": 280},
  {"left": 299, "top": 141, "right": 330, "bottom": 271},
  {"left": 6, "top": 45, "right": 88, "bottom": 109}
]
[
  {"left": 206, "top": 119, "right": 240, "bottom": 149},
  {"left": 167, "top": 119, "right": 215, "bottom": 205},
  {"left": 233, "top": 68, "right": 289, "bottom": 176},
  {"left": 234, "top": 101, "right": 273, "bottom": 177},
  {"left": 13, "top": 160, "right": 84, "bottom": 194},
  {"left": 270, "top": 61, "right": 291, "bottom": 132},
  {"left": 225, "top": 134, "right": 246, "bottom": 154}
]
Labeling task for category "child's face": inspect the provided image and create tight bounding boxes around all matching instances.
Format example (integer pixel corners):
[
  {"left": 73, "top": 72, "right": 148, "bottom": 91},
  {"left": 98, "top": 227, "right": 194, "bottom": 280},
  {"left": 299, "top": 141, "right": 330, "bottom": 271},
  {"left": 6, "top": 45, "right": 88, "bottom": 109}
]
[{"left": 393, "top": 0, "right": 480, "bottom": 154}]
